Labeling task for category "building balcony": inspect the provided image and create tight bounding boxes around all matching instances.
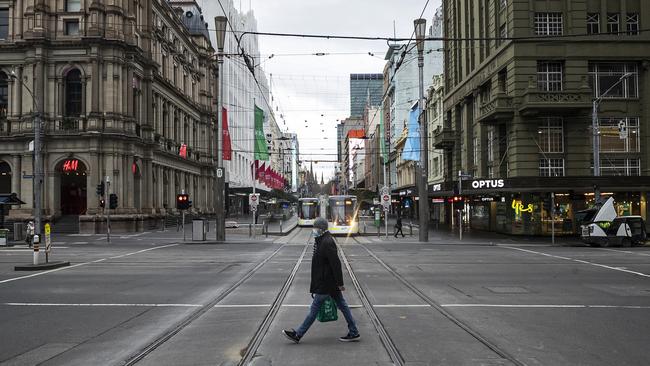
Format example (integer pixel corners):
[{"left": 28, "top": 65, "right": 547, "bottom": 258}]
[
  {"left": 477, "top": 93, "right": 514, "bottom": 123},
  {"left": 47, "top": 117, "right": 88, "bottom": 134},
  {"left": 519, "top": 89, "right": 592, "bottom": 117},
  {"left": 432, "top": 125, "right": 457, "bottom": 150}
]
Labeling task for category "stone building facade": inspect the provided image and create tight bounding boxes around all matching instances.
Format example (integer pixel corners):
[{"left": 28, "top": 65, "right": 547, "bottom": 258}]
[
  {"left": 440, "top": 0, "right": 650, "bottom": 235},
  {"left": 0, "top": 0, "right": 218, "bottom": 232}
]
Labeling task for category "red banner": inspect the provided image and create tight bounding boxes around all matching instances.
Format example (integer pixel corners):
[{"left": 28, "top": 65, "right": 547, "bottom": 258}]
[
  {"left": 179, "top": 144, "right": 187, "bottom": 158},
  {"left": 265, "top": 166, "right": 272, "bottom": 187},
  {"left": 258, "top": 162, "right": 266, "bottom": 183},
  {"left": 222, "top": 108, "right": 232, "bottom": 161}
]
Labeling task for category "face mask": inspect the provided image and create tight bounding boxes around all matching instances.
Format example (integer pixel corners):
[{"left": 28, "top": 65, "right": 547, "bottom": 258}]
[{"left": 312, "top": 228, "right": 323, "bottom": 237}]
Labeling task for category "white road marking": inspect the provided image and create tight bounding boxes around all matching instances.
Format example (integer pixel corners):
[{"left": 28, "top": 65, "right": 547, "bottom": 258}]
[
  {"left": 108, "top": 243, "right": 178, "bottom": 259},
  {"left": 372, "top": 304, "right": 431, "bottom": 308},
  {"left": 441, "top": 304, "right": 650, "bottom": 309},
  {"left": 213, "top": 304, "right": 271, "bottom": 308},
  {"left": 71, "top": 242, "right": 89, "bottom": 245},
  {"left": 67, "top": 234, "right": 93, "bottom": 237},
  {"left": 95, "top": 237, "right": 106, "bottom": 241},
  {"left": 1, "top": 303, "right": 201, "bottom": 307},
  {"left": 0, "top": 244, "right": 178, "bottom": 285},
  {"left": 596, "top": 248, "right": 650, "bottom": 257},
  {"left": 502, "top": 246, "right": 650, "bottom": 278}
]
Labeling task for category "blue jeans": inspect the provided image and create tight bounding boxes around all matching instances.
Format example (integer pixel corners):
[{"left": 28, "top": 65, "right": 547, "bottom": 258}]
[{"left": 295, "top": 292, "right": 359, "bottom": 337}]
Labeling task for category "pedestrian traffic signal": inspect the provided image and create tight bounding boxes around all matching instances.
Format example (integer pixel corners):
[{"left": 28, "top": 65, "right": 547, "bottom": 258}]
[
  {"left": 109, "top": 194, "right": 118, "bottom": 209},
  {"left": 99, "top": 198, "right": 105, "bottom": 208},
  {"left": 96, "top": 182, "right": 105, "bottom": 196},
  {"left": 176, "top": 194, "right": 190, "bottom": 210}
]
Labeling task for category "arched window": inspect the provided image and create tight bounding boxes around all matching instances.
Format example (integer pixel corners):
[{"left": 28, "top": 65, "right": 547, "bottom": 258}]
[
  {"left": 65, "top": 69, "right": 82, "bottom": 117},
  {"left": 0, "top": 72, "right": 7, "bottom": 120}
]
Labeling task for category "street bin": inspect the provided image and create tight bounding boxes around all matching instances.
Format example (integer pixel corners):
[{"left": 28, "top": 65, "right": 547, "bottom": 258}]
[
  {"left": 192, "top": 219, "right": 207, "bottom": 241},
  {"left": 0, "top": 229, "right": 9, "bottom": 246},
  {"left": 14, "top": 222, "right": 24, "bottom": 241}
]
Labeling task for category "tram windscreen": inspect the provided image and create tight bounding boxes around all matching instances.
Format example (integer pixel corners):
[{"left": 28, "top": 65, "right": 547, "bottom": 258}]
[
  {"left": 328, "top": 198, "right": 357, "bottom": 225},
  {"left": 300, "top": 201, "right": 318, "bottom": 219}
]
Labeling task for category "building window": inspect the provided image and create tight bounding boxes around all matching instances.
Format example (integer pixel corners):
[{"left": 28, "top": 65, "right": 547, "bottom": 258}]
[
  {"left": 537, "top": 61, "right": 563, "bottom": 91},
  {"left": 473, "top": 136, "right": 479, "bottom": 168},
  {"left": 600, "top": 159, "right": 640, "bottom": 176},
  {"left": 0, "top": 72, "right": 7, "bottom": 119},
  {"left": 539, "top": 158, "right": 565, "bottom": 177},
  {"left": 487, "top": 129, "right": 495, "bottom": 162},
  {"left": 0, "top": 9, "right": 8, "bottom": 39},
  {"left": 587, "top": 13, "right": 600, "bottom": 34},
  {"left": 498, "top": 24, "right": 507, "bottom": 44},
  {"left": 599, "top": 117, "right": 640, "bottom": 153},
  {"left": 65, "top": 0, "right": 81, "bottom": 12},
  {"left": 627, "top": 13, "right": 639, "bottom": 35},
  {"left": 607, "top": 13, "right": 619, "bottom": 34},
  {"left": 534, "top": 13, "right": 563, "bottom": 35},
  {"left": 65, "top": 69, "right": 83, "bottom": 117},
  {"left": 588, "top": 63, "right": 638, "bottom": 99},
  {"left": 538, "top": 118, "right": 564, "bottom": 153},
  {"left": 65, "top": 20, "right": 80, "bottom": 36}
]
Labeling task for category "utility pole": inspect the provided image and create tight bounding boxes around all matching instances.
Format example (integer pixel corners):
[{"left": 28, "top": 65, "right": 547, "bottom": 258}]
[
  {"left": 591, "top": 72, "right": 632, "bottom": 204},
  {"left": 106, "top": 176, "right": 111, "bottom": 243},
  {"left": 214, "top": 16, "right": 228, "bottom": 241},
  {"left": 415, "top": 18, "right": 429, "bottom": 243}
]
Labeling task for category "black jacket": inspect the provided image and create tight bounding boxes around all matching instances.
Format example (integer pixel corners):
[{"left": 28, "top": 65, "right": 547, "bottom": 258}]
[{"left": 309, "top": 231, "right": 344, "bottom": 295}]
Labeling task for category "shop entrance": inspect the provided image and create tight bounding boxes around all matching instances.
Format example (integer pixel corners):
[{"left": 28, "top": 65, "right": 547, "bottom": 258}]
[
  {"left": 0, "top": 161, "right": 10, "bottom": 194},
  {"left": 59, "top": 159, "right": 87, "bottom": 215}
]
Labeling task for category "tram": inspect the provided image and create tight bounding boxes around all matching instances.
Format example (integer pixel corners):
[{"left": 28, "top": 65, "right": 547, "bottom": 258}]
[
  {"left": 298, "top": 198, "right": 320, "bottom": 226},
  {"left": 326, "top": 195, "right": 359, "bottom": 235}
]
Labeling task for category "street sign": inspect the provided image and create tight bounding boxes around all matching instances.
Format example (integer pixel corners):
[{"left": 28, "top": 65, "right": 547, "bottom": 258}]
[
  {"left": 380, "top": 186, "right": 389, "bottom": 196},
  {"left": 44, "top": 223, "right": 51, "bottom": 253},
  {"left": 216, "top": 168, "right": 224, "bottom": 178},
  {"left": 249, "top": 193, "right": 260, "bottom": 209},
  {"left": 381, "top": 193, "right": 391, "bottom": 211}
]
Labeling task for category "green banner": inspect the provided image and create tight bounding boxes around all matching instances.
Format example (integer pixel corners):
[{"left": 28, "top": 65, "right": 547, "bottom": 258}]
[
  {"left": 254, "top": 105, "right": 269, "bottom": 161},
  {"left": 379, "top": 111, "right": 388, "bottom": 163}
]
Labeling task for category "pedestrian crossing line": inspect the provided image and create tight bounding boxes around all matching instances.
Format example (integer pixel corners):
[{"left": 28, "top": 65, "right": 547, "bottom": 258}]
[
  {"left": 0, "top": 303, "right": 202, "bottom": 307},
  {"left": 0, "top": 244, "right": 179, "bottom": 285},
  {"left": 441, "top": 304, "right": 650, "bottom": 309},
  {"left": 213, "top": 304, "right": 271, "bottom": 308},
  {"left": 596, "top": 248, "right": 650, "bottom": 257},
  {"left": 212, "top": 304, "right": 429, "bottom": 308}
]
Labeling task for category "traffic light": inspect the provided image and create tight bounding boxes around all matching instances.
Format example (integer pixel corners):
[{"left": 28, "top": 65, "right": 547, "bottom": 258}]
[
  {"left": 109, "top": 194, "right": 118, "bottom": 209},
  {"left": 453, "top": 196, "right": 465, "bottom": 210},
  {"left": 176, "top": 194, "right": 190, "bottom": 210},
  {"left": 99, "top": 198, "right": 105, "bottom": 208},
  {"left": 96, "top": 182, "right": 105, "bottom": 196}
]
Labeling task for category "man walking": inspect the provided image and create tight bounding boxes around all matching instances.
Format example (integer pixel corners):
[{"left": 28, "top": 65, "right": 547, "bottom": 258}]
[
  {"left": 394, "top": 215, "right": 404, "bottom": 238},
  {"left": 282, "top": 217, "right": 360, "bottom": 343}
]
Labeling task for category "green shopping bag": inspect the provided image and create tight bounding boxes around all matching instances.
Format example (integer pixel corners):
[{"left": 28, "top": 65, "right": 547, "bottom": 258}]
[{"left": 317, "top": 296, "right": 338, "bottom": 322}]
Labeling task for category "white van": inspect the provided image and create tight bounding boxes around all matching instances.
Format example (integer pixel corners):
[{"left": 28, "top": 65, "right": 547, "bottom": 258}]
[{"left": 580, "top": 197, "right": 647, "bottom": 247}]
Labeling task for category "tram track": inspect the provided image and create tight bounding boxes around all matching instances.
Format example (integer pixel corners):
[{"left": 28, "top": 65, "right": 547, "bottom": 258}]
[
  {"left": 338, "top": 240, "right": 405, "bottom": 366},
  {"left": 238, "top": 235, "right": 310, "bottom": 365},
  {"left": 121, "top": 243, "right": 289, "bottom": 366},
  {"left": 352, "top": 239, "right": 526, "bottom": 366}
]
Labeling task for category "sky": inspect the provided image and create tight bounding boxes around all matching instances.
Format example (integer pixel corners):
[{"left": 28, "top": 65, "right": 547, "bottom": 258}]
[{"left": 201, "top": 0, "right": 442, "bottom": 182}]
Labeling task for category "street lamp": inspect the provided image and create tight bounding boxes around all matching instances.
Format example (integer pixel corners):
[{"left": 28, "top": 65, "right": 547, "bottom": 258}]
[
  {"left": 591, "top": 72, "right": 633, "bottom": 203},
  {"left": 214, "top": 15, "right": 227, "bottom": 241},
  {"left": 10, "top": 69, "right": 43, "bottom": 264},
  {"left": 414, "top": 18, "right": 429, "bottom": 243}
]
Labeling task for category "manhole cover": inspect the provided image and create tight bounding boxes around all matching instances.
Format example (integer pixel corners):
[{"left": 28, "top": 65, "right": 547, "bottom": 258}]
[{"left": 485, "top": 286, "right": 530, "bottom": 294}]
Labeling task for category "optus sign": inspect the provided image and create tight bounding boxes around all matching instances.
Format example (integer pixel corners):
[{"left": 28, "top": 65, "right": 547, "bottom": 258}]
[{"left": 471, "top": 179, "right": 505, "bottom": 189}]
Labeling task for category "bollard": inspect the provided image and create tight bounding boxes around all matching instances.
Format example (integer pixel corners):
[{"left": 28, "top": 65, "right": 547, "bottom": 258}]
[
  {"left": 265, "top": 221, "right": 269, "bottom": 238},
  {"left": 249, "top": 223, "right": 252, "bottom": 237},
  {"left": 409, "top": 223, "right": 413, "bottom": 236},
  {"left": 377, "top": 222, "right": 380, "bottom": 237},
  {"left": 280, "top": 220, "right": 283, "bottom": 234}
]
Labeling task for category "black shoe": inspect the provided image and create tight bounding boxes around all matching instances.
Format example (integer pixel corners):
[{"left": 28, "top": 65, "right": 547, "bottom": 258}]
[
  {"left": 339, "top": 333, "right": 360, "bottom": 342},
  {"left": 282, "top": 329, "right": 301, "bottom": 344}
]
